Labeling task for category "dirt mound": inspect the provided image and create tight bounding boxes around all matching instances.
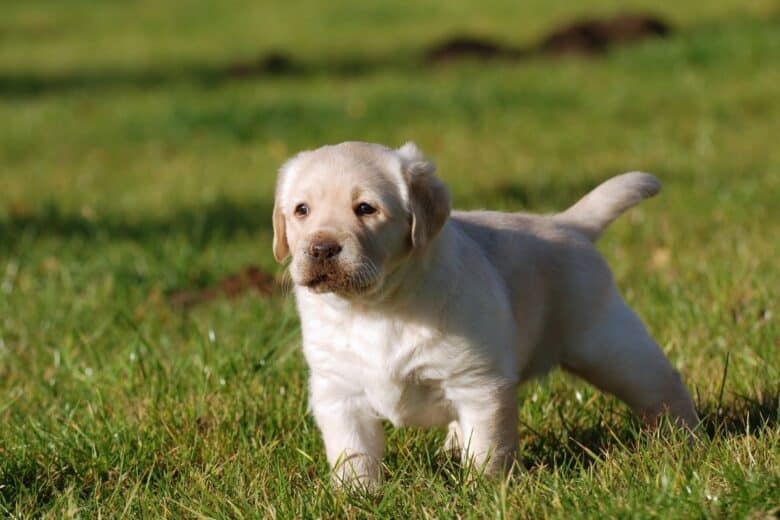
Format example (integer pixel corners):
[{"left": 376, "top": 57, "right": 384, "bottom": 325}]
[
  {"left": 426, "top": 36, "right": 521, "bottom": 63},
  {"left": 225, "top": 51, "right": 296, "bottom": 77},
  {"left": 539, "top": 13, "right": 671, "bottom": 55},
  {"left": 168, "top": 265, "right": 277, "bottom": 308},
  {"left": 426, "top": 12, "right": 671, "bottom": 63}
]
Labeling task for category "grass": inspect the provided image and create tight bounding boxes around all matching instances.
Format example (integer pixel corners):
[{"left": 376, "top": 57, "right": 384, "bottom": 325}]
[{"left": 1, "top": 0, "right": 779, "bottom": 517}]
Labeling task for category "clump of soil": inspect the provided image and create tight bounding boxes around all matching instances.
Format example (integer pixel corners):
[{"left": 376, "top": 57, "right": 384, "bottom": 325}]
[
  {"left": 539, "top": 13, "right": 671, "bottom": 55},
  {"left": 426, "top": 12, "right": 671, "bottom": 63},
  {"left": 425, "top": 36, "right": 523, "bottom": 63},
  {"left": 168, "top": 265, "right": 278, "bottom": 308},
  {"left": 225, "top": 51, "right": 296, "bottom": 77}
]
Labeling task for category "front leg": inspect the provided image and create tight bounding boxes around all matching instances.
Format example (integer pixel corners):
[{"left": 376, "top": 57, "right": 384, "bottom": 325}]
[
  {"left": 310, "top": 376, "right": 384, "bottom": 489},
  {"left": 451, "top": 382, "right": 518, "bottom": 476}
]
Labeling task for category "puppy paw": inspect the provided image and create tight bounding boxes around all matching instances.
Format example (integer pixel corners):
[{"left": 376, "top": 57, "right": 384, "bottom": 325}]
[
  {"left": 331, "top": 453, "right": 383, "bottom": 492},
  {"left": 443, "top": 421, "right": 463, "bottom": 456}
]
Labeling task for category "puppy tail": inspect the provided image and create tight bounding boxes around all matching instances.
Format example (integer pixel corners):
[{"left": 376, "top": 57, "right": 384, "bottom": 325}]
[{"left": 554, "top": 172, "right": 661, "bottom": 242}]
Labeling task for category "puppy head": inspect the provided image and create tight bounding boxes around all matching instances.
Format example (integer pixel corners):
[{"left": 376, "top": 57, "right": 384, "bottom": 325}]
[{"left": 272, "top": 141, "right": 450, "bottom": 296}]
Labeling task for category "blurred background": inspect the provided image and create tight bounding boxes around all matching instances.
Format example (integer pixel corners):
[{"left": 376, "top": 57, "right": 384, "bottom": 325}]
[
  {"left": 1, "top": 0, "right": 778, "bottom": 515},
  {"left": 2, "top": 1, "right": 777, "bottom": 225},
  {"left": 2, "top": 0, "right": 777, "bottom": 301}
]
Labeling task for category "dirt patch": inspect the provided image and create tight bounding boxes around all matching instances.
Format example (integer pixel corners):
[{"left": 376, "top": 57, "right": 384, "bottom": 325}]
[
  {"left": 225, "top": 51, "right": 297, "bottom": 78},
  {"left": 426, "top": 12, "right": 671, "bottom": 63},
  {"left": 539, "top": 13, "right": 671, "bottom": 55},
  {"left": 168, "top": 265, "right": 278, "bottom": 308},
  {"left": 425, "top": 36, "right": 523, "bottom": 64}
]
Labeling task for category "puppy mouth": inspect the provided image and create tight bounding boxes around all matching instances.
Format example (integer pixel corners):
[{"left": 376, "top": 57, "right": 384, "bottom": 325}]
[
  {"left": 304, "top": 273, "right": 331, "bottom": 289},
  {"left": 299, "top": 269, "right": 377, "bottom": 295}
]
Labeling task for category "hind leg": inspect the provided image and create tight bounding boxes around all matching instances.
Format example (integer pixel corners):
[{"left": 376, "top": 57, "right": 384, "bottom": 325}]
[{"left": 562, "top": 291, "right": 698, "bottom": 428}]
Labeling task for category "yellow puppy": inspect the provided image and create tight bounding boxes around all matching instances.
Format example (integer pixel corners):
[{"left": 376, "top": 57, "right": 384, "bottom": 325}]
[{"left": 273, "top": 141, "right": 697, "bottom": 488}]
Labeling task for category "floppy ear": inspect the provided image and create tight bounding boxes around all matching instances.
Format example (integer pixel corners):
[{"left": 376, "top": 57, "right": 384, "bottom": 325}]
[
  {"left": 272, "top": 200, "right": 289, "bottom": 262},
  {"left": 272, "top": 162, "right": 292, "bottom": 262},
  {"left": 398, "top": 142, "right": 451, "bottom": 249}
]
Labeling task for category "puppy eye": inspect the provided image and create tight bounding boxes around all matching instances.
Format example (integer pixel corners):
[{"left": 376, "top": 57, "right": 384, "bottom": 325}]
[
  {"left": 354, "top": 202, "right": 377, "bottom": 217},
  {"left": 294, "top": 203, "right": 310, "bottom": 217}
]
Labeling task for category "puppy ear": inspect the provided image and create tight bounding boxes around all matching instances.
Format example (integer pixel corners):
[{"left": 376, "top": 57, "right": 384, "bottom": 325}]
[
  {"left": 272, "top": 200, "right": 289, "bottom": 262},
  {"left": 398, "top": 142, "right": 451, "bottom": 249},
  {"left": 397, "top": 141, "right": 428, "bottom": 164},
  {"left": 272, "top": 161, "right": 292, "bottom": 262}
]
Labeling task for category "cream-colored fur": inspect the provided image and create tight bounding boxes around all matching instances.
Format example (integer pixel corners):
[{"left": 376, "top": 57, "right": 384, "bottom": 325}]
[{"left": 272, "top": 141, "right": 698, "bottom": 488}]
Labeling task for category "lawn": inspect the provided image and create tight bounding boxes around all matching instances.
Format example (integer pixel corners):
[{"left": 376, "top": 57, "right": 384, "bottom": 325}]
[{"left": 1, "top": 0, "right": 778, "bottom": 517}]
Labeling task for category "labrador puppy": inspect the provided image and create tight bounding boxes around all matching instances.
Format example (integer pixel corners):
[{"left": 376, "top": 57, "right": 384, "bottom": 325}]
[{"left": 272, "top": 141, "right": 697, "bottom": 488}]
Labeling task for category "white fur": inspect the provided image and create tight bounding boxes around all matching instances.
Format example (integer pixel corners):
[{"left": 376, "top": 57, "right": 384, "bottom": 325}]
[{"left": 272, "top": 141, "right": 698, "bottom": 488}]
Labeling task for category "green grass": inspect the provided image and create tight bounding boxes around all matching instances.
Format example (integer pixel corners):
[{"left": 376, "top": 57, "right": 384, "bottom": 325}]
[{"left": 1, "top": 0, "right": 779, "bottom": 517}]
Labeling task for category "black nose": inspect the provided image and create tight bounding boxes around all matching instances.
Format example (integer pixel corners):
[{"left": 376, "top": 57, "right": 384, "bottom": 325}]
[{"left": 308, "top": 240, "right": 342, "bottom": 260}]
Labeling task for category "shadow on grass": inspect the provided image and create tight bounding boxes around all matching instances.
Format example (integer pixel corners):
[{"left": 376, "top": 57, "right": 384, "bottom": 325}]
[
  {"left": 518, "top": 389, "right": 779, "bottom": 471},
  {"left": 0, "top": 56, "right": 406, "bottom": 98},
  {"left": 697, "top": 388, "right": 780, "bottom": 438},
  {"left": 0, "top": 198, "right": 273, "bottom": 250},
  {"left": 0, "top": 176, "right": 602, "bottom": 250},
  {"left": 387, "top": 388, "right": 778, "bottom": 486}
]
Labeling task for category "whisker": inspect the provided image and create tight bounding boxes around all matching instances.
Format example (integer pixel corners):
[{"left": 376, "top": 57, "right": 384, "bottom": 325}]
[{"left": 280, "top": 267, "right": 294, "bottom": 298}]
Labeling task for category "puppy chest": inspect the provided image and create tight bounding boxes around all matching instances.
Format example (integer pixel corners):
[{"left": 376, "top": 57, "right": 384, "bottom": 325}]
[
  {"left": 363, "top": 374, "right": 454, "bottom": 427},
  {"left": 304, "top": 314, "right": 456, "bottom": 427},
  {"left": 351, "top": 338, "right": 457, "bottom": 427}
]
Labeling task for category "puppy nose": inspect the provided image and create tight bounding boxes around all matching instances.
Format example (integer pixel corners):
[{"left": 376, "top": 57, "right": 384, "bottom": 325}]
[{"left": 308, "top": 240, "right": 342, "bottom": 260}]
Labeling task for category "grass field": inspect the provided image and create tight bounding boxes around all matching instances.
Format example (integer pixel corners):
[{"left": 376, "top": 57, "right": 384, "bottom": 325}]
[{"left": 1, "top": 0, "right": 779, "bottom": 517}]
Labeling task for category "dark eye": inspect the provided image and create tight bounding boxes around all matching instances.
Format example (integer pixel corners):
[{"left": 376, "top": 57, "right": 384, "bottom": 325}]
[
  {"left": 294, "top": 203, "right": 309, "bottom": 217},
  {"left": 355, "top": 202, "right": 377, "bottom": 217}
]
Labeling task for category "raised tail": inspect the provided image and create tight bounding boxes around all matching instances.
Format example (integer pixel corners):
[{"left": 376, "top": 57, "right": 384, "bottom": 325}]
[{"left": 553, "top": 172, "right": 661, "bottom": 242}]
